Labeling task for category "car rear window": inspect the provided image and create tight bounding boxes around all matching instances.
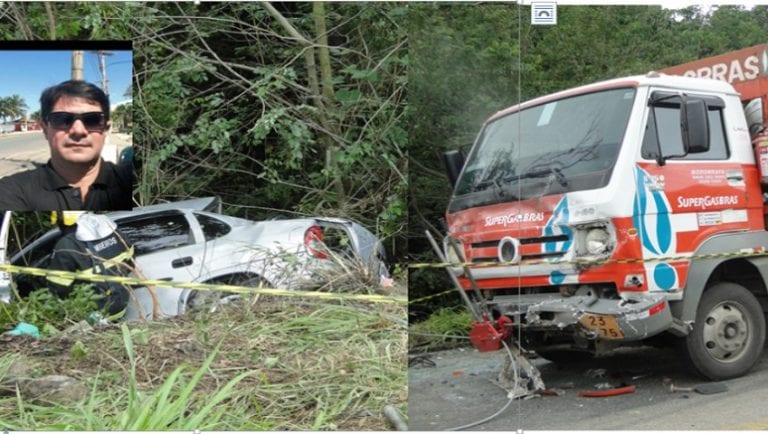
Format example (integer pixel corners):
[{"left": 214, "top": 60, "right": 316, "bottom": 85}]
[{"left": 118, "top": 212, "right": 193, "bottom": 256}]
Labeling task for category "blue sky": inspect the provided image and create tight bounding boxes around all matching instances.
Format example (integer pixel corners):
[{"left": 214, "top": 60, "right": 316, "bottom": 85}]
[{"left": 0, "top": 50, "right": 132, "bottom": 117}]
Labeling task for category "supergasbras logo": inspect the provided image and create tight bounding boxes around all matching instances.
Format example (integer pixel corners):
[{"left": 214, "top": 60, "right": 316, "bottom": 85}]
[{"left": 485, "top": 212, "right": 545, "bottom": 227}]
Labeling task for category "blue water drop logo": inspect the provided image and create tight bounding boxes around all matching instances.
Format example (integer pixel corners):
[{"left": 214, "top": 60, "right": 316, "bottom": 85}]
[
  {"left": 653, "top": 263, "right": 676, "bottom": 290},
  {"left": 543, "top": 197, "right": 573, "bottom": 255},
  {"left": 634, "top": 167, "right": 677, "bottom": 291}
]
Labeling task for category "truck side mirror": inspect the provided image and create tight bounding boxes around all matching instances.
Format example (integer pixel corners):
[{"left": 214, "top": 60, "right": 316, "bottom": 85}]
[
  {"left": 681, "top": 97, "right": 710, "bottom": 154},
  {"left": 442, "top": 150, "right": 465, "bottom": 188}
]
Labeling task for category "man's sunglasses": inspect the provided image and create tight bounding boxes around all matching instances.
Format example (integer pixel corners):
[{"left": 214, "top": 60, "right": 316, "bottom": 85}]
[{"left": 45, "top": 112, "right": 106, "bottom": 131}]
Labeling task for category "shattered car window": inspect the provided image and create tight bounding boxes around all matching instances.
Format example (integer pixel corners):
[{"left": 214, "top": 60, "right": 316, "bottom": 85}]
[
  {"left": 118, "top": 212, "right": 193, "bottom": 256},
  {"left": 194, "top": 213, "right": 231, "bottom": 241}
]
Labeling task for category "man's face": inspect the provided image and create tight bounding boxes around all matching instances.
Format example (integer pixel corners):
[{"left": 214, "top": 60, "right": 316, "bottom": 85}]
[{"left": 43, "top": 96, "right": 109, "bottom": 166}]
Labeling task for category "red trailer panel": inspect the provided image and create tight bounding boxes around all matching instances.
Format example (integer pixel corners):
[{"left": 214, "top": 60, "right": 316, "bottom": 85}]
[{"left": 661, "top": 44, "right": 768, "bottom": 128}]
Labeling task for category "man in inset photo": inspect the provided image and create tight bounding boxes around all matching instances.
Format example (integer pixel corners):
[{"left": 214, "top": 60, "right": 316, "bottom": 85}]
[{"left": 0, "top": 80, "right": 132, "bottom": 211}]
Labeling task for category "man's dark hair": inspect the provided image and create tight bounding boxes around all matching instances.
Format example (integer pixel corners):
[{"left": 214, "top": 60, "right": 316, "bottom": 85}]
[{"left": 40, "top": 80, "right": 110, "bottom": 123}]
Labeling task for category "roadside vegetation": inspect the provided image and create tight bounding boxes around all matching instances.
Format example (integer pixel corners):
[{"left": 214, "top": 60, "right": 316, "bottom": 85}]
[
  {"left": 408, "top": 306, "right": 472, "bottom": 353},
  {"left": 0, "top": 95, "right": 28, "bottom": 125},
  {"left": 1, "top": 290, "right": 406, "bottom": 430},
  {"left": 0, "top": 2, "right": 407, "bottom": 430}
]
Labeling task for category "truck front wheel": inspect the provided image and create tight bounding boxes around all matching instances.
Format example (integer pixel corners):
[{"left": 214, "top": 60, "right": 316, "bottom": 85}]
[{"left": 682, "top": 282, "right": 766, "bottom": 380}]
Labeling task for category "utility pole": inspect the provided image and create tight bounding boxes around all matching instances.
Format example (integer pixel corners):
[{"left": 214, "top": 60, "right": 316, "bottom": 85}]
[
  {"left": 71, "top": 50, "right": 84, "bottom": 80},
  {"left": 93, "top": 50, "right": 113, "bottom": 95}
]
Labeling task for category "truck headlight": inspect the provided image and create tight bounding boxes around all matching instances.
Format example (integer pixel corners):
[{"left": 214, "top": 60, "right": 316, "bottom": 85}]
[{"left": 585, "top": 227, "right": 611, "bottom": 255}]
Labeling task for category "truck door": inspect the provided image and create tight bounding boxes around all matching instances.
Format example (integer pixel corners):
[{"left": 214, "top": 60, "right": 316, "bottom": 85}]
[{"left": 634, "top": 92, "right": 759, "bottom": 293}]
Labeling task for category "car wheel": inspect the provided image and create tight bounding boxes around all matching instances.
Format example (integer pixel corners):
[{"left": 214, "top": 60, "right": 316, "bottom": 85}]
[{"left": 681, "top": 282, "right": 766, "bottom": 380}]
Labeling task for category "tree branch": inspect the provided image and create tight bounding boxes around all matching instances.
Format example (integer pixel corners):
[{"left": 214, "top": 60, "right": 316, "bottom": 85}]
[{"left": 43, "top": 2, "right": 55, "bottom": 40}]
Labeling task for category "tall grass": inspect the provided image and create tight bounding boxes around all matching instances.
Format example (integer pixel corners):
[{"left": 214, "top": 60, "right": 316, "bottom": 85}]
[{"left": 0, "top": 299, "right": 406, "bottom": 430}]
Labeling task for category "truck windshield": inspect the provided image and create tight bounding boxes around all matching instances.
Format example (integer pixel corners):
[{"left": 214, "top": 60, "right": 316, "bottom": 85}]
[{"left": 451, "top": 87, "right": 636, "bottom": 211}]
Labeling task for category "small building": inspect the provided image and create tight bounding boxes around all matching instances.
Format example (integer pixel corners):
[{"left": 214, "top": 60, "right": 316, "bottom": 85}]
[{"left": 13, "top": 119, "right": 41, "bottom": 132}]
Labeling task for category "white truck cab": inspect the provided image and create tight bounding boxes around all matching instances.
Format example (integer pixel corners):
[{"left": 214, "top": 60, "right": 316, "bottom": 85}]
[{"left": 443, "top": 44, "right": 768, "bottom": 380}]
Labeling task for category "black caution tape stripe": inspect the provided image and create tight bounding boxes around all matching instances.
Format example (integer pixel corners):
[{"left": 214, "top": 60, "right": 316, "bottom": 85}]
[
  {"left": 0, "top": 264, "right": 406, "bottom": 305},
  {"left": 407, "top": 249, "right": 768, "bottom": 269}
]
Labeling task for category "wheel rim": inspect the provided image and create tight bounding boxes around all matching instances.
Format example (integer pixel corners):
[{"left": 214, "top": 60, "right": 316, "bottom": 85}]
[{"left": 701, "top": 301, "right": 752, "bottom": 363}]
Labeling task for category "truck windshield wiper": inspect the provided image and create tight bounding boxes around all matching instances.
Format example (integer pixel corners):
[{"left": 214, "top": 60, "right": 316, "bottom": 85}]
[
  {"left": 518, "top": 166, "right": 569, "bottom": 187},
  {"left": 470, "top": 176, "right": 521, "bottom": 201}
]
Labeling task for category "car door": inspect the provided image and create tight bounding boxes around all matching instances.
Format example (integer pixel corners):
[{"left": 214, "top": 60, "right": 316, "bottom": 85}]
[
  {"left": 117, "top": 210, "right": 208, "bottom": 319},
  {"left": 117, "top": 210, "right": 207, "bottom": 282}
]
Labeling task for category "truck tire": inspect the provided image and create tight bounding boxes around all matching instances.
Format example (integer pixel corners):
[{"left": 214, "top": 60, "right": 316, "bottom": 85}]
[{"left": 681, "top": 282, "right": 766, "bottom": 380}]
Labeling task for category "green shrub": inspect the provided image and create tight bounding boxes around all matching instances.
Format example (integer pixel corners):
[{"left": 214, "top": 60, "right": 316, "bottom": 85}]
[
  {"left": 409, "top": 307, "right": 473, "bottom": 352},
  {"left": 0, "top": 284, "right": 101, "bottom": 332}
]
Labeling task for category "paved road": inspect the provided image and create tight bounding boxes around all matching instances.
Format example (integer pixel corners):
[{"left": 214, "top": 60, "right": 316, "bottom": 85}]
[
  {"left": 0, "top": 131, "right": 132, "bottom": 178},
  {"left": 409, "top": 344, "right": 768, "bottom": 430},
  {"left": 0, "top": 132, "right": 48, "bottom": 177}
]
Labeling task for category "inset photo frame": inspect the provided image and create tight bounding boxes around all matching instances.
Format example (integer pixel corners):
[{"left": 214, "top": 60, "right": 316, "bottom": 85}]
[{"left": 0, "top": 40, "right": 133, "bottom": 211}]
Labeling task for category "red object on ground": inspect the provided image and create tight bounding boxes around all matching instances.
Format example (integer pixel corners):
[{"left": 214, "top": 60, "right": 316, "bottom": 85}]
[
  {"left": 578, "top": 385, "right": 637, "bottom": 397},
  {"left": 469, "top": 316, "right": 514, "bottom": 352},
  {"left": 469, "top": 321, "right": 503, "bottom": 352}
]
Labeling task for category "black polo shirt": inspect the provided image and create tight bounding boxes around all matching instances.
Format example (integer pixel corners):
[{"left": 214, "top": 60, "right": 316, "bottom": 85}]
[{"left": 0, "top": 159, "right": 133, "bottom": 211}]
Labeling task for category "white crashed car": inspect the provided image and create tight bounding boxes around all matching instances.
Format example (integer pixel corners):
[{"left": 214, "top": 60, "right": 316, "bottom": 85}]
[{"left": 1, "top": 198, "right": 389, "bottom": 320}]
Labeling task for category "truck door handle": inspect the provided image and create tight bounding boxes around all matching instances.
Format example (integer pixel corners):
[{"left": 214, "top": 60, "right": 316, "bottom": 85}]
[
  {"left": 727, "top": 174, "right": 743, "bottom": 181},
  {"left": 172, "top": 257, "right": 193, "bottom": 268}
]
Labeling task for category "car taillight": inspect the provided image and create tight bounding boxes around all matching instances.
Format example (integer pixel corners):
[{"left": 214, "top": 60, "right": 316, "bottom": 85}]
[{"left": 304, "top": 225, "right": 328, "bottom": 259}]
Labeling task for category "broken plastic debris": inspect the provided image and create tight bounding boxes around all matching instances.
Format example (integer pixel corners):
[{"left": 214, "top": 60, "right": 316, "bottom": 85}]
[
  {"left": 668, "top": 382, "right": 728, "bottom": 395},
  {"left": 578, "top": 385, "right": 636, "bottom": 397},
  {"left": 584, "top": 368, "right": 607, "bottom": 378},
  {"left": 5, "top": 322, "right": 40, "bottom": 338}
]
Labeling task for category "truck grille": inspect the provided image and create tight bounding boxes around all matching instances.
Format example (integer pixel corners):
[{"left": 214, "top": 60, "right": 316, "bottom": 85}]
[{"left": 470, "top": 234, "right": 570, "bottom": 263}]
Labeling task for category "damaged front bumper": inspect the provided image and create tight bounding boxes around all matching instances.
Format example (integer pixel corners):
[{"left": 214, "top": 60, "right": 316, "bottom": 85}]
[{"left": 491, "top": 291, "right": 681, "bottom": 341}]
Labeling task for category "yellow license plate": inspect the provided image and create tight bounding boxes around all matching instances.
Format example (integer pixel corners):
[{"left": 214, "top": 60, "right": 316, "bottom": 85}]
[{"left": 579, "top": 314, "right": 624, "bottom": 339}]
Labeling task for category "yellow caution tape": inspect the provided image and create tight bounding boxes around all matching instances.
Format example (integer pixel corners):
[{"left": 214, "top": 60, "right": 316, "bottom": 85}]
[
  {"left": 0, "top": 264, "right": 407, "bottom": 305},
  {"left": 409, "top": 289, "right": 455, "bottom": 304}
]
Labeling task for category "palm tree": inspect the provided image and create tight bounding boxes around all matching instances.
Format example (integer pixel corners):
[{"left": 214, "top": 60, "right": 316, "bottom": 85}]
[
  {"left": 4, "top": 95, "right": 28, "bottom": 121},
  {"left": 0, "top": 97, "right": 9, "bottom": 124}
]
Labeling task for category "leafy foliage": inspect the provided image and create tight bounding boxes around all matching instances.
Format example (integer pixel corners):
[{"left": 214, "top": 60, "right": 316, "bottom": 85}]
[
  {"left": 127, "top": 3, "right": 407, "bottom": 265},
  {"left": 0, "top": 284, "right": 100, "bottom": 332},
  {"left": 0, "top": 95, "right": 28, "bottom": 123},
  {"left": 0, "top": 1, "right": 407, "bottom": 268}
]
